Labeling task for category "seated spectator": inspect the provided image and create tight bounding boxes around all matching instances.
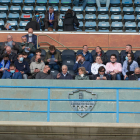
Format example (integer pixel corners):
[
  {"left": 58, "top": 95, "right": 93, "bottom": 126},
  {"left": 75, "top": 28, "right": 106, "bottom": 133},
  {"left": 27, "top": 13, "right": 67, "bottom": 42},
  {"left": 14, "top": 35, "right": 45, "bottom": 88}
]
[
  {"left": 129, "top": 67, "right": 140, "bottom": 80},
  {"left": 2, "top": 63, "right": 22, "bottom": 79},
  {"left": 56, "top": 65, "right": 73, "bottom": 79},
  {"left": 106, "top": 54, "right": 122, "bottom": 80},
  {"left": 1, "top": 35, "right": 19, "bottom": 54},
  {"left": 91, "top": 56, "right": 106, "bottom": 75},
  {"left": 77, "top": 45, "right": 93, "bottom": 63},
  {"left": 32, "top": 12, "right": 43, "bottom": 29},
  {"left": 19, "top": 36, "right": 36, "bottom": 60},
  {"left": 63, "top": 9, "right": 79, "bottom": 31},
  {"left": 0, "top": 54, "right": 10, "bottom": 78},
  {"left": 31, "top": 49, "right": 45, "bottom": 63},
  {"left": 122, "top": 53, "right": 138, "bottom": 80},
  {"left": 45, "top": 45, "right": 61, "bottom": 71},
  {"left": 48, "top": 27, "right": 53, "bottom": 31},
  {"left": 93, "top": 46, "right": 108, "bottom": 64},
  {"left": 4, "top": 23, "right": 12, "bottom": 30},
  {"left": 96, "top": 0, "right": 110, "bottom": 8},
  {"left": 121, "top": 44, "right": 134, "bottom": 64},
  {"left": 14, "top": 54, "right": 30, "bottom": 79},
  {"left": 73, "top": 0, "right": 87, "bottom": 9},
  {"left": 94, "top": 66, "right": 110, "bottom": 80},
  {"left": 2, "top": 46, "right": 17, "bottom": 63},
  {"left": 75, "top": 67, "right": 89, "bottom": 80},
  {"left": 29, "top": 55, "right": 45, "bottom": 79},
  {"left": 35, "top": 65, "right": 53, "bottom": 79},
  {"left": 25, "top": 21, "right": 40, "bottom": 31},
  {"left": 73, "top": 54, "right": 91, "bottom": 74},
  {"left": 22, "top": 52, "right": 30, "bottom": 64},
  {"left": 44, "top": 6, "right": 58, "bottom": 31},
  {"left": 25, "top": 28, "right": 37, "bottom": 49}
]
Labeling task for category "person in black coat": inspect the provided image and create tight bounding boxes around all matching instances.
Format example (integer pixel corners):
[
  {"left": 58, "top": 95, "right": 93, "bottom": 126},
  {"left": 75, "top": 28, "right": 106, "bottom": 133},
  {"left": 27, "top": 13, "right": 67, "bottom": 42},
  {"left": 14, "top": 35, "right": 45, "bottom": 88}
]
[
  {"left": 63, "top": 9, "right": 79, "bottom": 31},
  {"left": 56, "top": 65, "right": 73, "bottom": 79},
  {"left": 25, "top": 21, "right": 40, "bottom": 31},
  {"left": 129, "top": 67, "right": 140, "bottom": 80}
]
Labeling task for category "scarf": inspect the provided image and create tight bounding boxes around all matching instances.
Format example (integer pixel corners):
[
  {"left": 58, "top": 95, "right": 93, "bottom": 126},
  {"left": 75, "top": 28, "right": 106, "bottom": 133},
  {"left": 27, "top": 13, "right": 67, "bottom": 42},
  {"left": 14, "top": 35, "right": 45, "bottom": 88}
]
[{"left": 127, "top": 60, "right": 133, "bottom": 72}]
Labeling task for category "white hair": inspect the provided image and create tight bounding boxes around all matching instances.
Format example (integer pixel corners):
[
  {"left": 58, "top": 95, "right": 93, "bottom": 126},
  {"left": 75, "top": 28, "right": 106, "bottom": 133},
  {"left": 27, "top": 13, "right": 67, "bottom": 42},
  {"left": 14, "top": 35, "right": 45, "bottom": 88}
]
[{"left": 62, "top": 65, "right": 68, "bottom": 69}]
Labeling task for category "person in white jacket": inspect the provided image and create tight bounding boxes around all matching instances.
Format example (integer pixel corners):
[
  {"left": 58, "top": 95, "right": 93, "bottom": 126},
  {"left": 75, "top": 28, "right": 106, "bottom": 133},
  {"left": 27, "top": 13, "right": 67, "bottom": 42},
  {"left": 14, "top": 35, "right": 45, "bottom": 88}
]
[{"left": 91, "top": 56, "right": 106, "bottom": 75}]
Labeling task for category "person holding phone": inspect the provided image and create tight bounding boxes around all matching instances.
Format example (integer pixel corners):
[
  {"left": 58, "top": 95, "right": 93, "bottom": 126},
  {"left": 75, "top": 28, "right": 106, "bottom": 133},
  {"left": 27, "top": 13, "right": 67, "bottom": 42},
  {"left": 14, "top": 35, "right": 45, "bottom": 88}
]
[
  {"left": 19, "top": 36, "right": 36, "bottom": 60},
  {"left": 94, "top": 66, "right": 110, "bottom": 80}
]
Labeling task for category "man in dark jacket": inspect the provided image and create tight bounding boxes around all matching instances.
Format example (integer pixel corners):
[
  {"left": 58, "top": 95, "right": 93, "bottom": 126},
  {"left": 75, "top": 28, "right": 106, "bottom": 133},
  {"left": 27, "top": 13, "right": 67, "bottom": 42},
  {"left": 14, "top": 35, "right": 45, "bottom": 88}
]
[
  {"left": 25, "top": 28, "right": 37, "bottom": 49},
  {"left": 14, "top": 54, "right": 30, "bottom": 79},
  {"left": 19, "top": 36, "right": 36, "bottom": 60},
  {"left": 1, "top": 35, "right": 19, "bottom": 54},
  {"left": 3, "top": 46, "right": 17, "bottom": 63},
  {"left": 73, "top": 54, "right": 91, "bottom": 74},
  {"left": 56, "top": 65, "right": 73, "bottom": 79},
  {"left": 2, "top": 63, "right": 22, "bottom": 79},
  {"left": 63, "top": 9, "right": 79, "bottom": 31},
  {"left": 129, "top": 67, "right": 140, "bottom": 80},
  {"left": 25, "top": 21, "right": 40, "bottom": 31},
  {"left": 35, "top": 65, "right": 53, "bottom": 79},
  {"left": 77, "top": 45, "right": 93, "bottom": 63},
  {"left": 45, "top": 45, "right": 61, "bottom": 71},
  {"left": 44, "top": 7, "right": 58, "bottom": 30},
  {"left": 121, "top": 44, "right": 134, "bottom": 64}
]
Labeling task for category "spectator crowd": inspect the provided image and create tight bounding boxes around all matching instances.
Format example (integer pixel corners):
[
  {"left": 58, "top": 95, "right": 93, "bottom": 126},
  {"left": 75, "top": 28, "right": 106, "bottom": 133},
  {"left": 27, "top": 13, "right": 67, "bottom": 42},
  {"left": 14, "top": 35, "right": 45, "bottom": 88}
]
[{"left": 0, "top": 28, "right": 140, "bottom": 81}]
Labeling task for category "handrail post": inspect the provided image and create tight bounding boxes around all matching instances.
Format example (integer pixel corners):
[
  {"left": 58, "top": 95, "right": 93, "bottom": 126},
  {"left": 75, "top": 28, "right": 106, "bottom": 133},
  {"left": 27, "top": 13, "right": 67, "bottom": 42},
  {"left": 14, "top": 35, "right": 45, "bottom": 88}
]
[
  {"left": 116, "top": 89, "right": 119, "bottom": 123},
  {"left": 47, "top": 88, "right": 50, "bottom": 122}
]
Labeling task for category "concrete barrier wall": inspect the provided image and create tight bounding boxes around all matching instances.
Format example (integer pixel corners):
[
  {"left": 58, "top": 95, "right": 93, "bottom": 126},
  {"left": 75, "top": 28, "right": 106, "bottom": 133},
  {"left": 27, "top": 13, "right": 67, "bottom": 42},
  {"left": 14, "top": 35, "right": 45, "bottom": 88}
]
[{"left": 0, "top": 80, "right": 140, "bottom": 123}]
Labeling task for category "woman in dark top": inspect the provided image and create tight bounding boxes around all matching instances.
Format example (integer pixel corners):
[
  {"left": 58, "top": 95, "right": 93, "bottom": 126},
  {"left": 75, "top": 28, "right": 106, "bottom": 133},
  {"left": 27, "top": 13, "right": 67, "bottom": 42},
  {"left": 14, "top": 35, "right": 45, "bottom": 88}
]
[{"left": 63, "top": 9, "right": 79, "bottom": 31}]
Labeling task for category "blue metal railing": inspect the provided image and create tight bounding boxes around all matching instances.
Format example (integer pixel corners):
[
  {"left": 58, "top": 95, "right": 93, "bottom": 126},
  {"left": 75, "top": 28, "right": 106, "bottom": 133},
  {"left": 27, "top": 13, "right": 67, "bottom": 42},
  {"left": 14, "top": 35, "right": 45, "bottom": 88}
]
[{"left": 0, "top": 86, "right": 140, "bottom": 123}]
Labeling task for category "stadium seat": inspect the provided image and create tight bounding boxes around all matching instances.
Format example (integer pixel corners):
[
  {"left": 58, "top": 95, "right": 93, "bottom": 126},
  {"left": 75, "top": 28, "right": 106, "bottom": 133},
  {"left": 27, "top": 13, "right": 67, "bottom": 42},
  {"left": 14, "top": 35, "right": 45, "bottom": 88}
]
[
  {"left": 98, "top": 21, "right": 110, "bottom": 30},
  {"left": 110, "top": 0, "right": 120, "bottom": 6},
  {"left": 0, "top": 6, "right": 8, "bottom": 13},
  {"left": 58, "top": 29, "right": 63, "bottom": 31},
  {"left": 85, "top": 21, "right": 96, "bottom": 30},
  {"left": 112, "top": 30, "right": 123, "bottom": 32},
  {"left": 77, "top": 50, "right": 83, "bottom": 54},
  {"left": 85, "top": 14, "right": 96, "bottom": 21},
  {"left": 12, "top": 0, "right": 23, "bottom": 6},
  {"left": 85, "top": 29, "right": 96, "bottom": 32},
  {"left": 137, "top": 22, "right": 140, "bottom": 30},
  {"left": 19, "top": 21, "right": 29, "bottom": 29},
  {"left": 0, "top": 21, "right": 4, "bottom": 29},
  {"left": 125, "top": 29, "right": 137, "bottom": 32},
  {"left": 60, "top": 6, "right": 71, "bottom": 13},
  {"left": 59, "top": 14, "right": 65, "bottom": 20},
  {"left": 98, "top": 14, "right": 109, "bottom": 21},
  {"left": 134, "top": 51, "right": 140, "bottom": 61},
  {"left": 124, "top": 15, "right": 135, "bottom": 22},
  {"left": 110, "top": 7, "right": 121, "bottom": 15},
  {"left": 122, "top": 0, "right": 133, "bottom": 7},
  {"left": 134, "top": 0, "right": 140, "bottom": 7},
  {"left": 40, "top": 14, "right": 45, "bottom": 21},
  {"left": 111, "top": 15, "right": 122, "bottom": 21},
  {"left": 91, "top": 50, "right": 97, "bottom": 57},
  {"left": 41, "top": 49, "right": 46, "bottom": 58},
  {"left": 22, "top": 6, "right": 34, "bottom": 14},
  {"left": 111, "top": 22, "right": 123, "bottom": 30},
  {"left": 61, "top": 0, "right": 72, "bottom": 6},
  {"left": 123, "top": 7, "right": 134, "bottom": 15},
  {"left": 48, "top": 6, "right": 58, "bottom": 12},
  {"left": 50, "top": 69, "right": 59, "bottom": 78},
  {"left": 35, "top": 6, "right": 46, "bottom": 14},
  {"left": 67, "top": 70, "right": 75, "bottom": 77},
  {"left": 62, "top": 59, "right": 75, "bottom": 71},
  {"left": 36, "top": 0, "right": 47, "bottom": 6},
  {"left": 98, "top": 29, "right": 110, "bottom": 32},
  {"left": 87, "top": 0, "right": 96, "bottom": 6},
  {"left": 125, "top": 22, "right": 136, "bottom": 30},
  {"left": 18, "top": 28, "right": 25, "bottom": 31},
  {"left": 135, "top": 7, "right": 140, "bottom": 15},
  {"left": 136, "top": 15, "right": 140, "bottom": 22},
  {"left": 10, "top": 6, "right": 21, "bottom": 13},
  {"left": 7, "top": 20, "right": 18, "bottom": 29},
  {"left": 0, "top": 13, "right": 7, "bottom": 21},
  {"left": 48, "top": 0, "right": 59, "bottom": 6},
  {"left": 73, "top": 6, "right": 83, "bottom": 14},
  {"left": 0, "top": 0, "right": 11, "bottom": 6},
  {"left": 21, "top": 14, "right": 32, "bottom": 21},
  {"left": 76, "top": 14, "right": 84, "bottom": 21},
  {"left": 62, "top": 50, "right": 76, "bottom": 62},
  {"left": 106, "top": 50, "right": 120, "bottom": 62},
  {"left": 8, "top": 13, "right": 19, "bottom": 21},
  {"left": 24, "top": 0, "right": 35, "bottom": 6},
  {"left": 77, "top": 21, "right": 83, "bottom": 30},
  {"left": 85, "top": 6, "right": 96, "bottom": 14},
  {"left": 97, "top": 7, "right": 108, "bottom": 14}
]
